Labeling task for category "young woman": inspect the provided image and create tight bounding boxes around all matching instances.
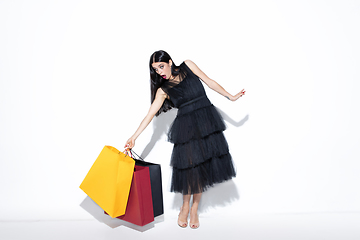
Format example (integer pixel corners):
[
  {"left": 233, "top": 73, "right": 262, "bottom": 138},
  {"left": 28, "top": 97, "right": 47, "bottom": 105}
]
[{"left": 125, "top": 50, "right": 245, "bottom": 229}]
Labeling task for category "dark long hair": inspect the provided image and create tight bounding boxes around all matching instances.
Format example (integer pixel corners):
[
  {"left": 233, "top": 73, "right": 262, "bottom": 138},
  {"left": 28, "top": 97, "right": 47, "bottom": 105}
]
[{"left": 149, "top": 50, "right": 180, "bottom": 116}]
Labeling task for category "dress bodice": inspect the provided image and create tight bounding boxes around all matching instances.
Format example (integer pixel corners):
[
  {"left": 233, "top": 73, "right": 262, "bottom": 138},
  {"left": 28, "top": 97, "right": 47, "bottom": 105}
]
[{"left": 161, "top": 62, "right": 206, "bottom": 108}]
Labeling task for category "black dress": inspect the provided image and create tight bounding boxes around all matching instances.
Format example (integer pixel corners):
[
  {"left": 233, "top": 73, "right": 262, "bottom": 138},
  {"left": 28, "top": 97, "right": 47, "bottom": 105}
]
[{"left": 161, "top": 62, "right": 236, "bottom": 195}]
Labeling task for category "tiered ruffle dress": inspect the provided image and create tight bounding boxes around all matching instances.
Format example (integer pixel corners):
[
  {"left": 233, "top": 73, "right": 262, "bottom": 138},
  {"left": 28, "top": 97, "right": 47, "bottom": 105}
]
[{"left": 161, "top": 62, "right": 236, "bottom": 195}]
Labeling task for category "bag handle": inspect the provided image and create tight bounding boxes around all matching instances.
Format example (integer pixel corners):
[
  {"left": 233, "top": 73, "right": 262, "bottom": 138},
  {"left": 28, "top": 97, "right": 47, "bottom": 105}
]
[
  {"left": 123, "top": 148, "right": 133, "bottom": 158},
  {"left": 130, "top": 149, "right": 144, "bottom": 161}
]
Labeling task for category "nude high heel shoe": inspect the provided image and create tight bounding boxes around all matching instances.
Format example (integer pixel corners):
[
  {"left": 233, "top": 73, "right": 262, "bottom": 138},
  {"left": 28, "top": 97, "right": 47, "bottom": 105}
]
[
  {"left": 189, "top": 211, "right": 200, "bottom": 229},
  {"left": 177, "top": 207, "right": 188, "bottom": 228}
]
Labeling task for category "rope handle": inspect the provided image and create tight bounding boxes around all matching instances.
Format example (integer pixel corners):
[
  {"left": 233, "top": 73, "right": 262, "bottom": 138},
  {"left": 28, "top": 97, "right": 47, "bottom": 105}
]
[
  {"left": 129, "top": 149, "right": 144, "bottom": 161},
  {"left": 122, "top": 148, "right": 133, "bottom": 158}
]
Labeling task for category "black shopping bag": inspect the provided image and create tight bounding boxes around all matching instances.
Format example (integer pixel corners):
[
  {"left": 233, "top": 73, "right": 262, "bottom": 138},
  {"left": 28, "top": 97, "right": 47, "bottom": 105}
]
[{"left": 131, "top": 150, "right": 164, "bottom": 218}]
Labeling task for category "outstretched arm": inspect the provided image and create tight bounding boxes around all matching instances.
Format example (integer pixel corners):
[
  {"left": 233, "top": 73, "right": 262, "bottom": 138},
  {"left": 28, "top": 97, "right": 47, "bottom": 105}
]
[
  {"left": 184, "top": 60, "right": 245, "bottom": 101},
  {"left": 125, "top": 88, "right": 167, "bottom": 149}
]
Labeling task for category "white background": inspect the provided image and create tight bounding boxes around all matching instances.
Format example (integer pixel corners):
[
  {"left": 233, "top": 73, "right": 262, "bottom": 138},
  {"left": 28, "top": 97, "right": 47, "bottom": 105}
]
[{"left": 1, "top": 0, "right": 359, "bottom": 221}]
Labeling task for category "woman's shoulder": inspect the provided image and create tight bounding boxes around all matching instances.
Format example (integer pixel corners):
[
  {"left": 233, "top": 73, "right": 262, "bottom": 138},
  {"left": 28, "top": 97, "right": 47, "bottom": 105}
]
[
  {"left": 180, "top": 59, "right": 193, "bottom": 67},
  {"left": 182, "top": 60, "right": 198, "bottom": 72},
  {"left": 179, "top": 60, "right": 195, "bottom": 72},
  {"left": 183, "top": 59, "right": 193, "bottom": 65}
]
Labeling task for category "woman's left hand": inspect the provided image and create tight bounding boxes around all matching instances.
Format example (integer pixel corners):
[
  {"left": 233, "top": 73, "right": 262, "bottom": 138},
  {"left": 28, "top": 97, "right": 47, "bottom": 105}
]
[{"left": 230, "top": 89, "right": 246, "bottom": 101}]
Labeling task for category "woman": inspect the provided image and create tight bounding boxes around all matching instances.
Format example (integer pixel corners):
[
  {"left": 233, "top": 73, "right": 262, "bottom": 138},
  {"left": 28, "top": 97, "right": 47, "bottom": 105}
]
[{"left": 125, "top": 50, "right": 245, "bottom": 229}]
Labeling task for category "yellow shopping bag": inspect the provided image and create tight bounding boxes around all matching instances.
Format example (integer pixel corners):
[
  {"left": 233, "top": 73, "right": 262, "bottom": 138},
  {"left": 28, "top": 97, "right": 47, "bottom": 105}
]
[{"left": 80, "top": 146, "right": 135, "bottom": 218}]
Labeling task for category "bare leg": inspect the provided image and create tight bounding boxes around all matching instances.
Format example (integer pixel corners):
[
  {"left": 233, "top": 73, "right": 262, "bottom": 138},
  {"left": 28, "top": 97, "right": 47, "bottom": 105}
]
[
  {"left": 190, "top": 193, "right": 202, "bottom": 229},
  {"left": 178, "top": 194, "right": 191, "bottom": 228}
]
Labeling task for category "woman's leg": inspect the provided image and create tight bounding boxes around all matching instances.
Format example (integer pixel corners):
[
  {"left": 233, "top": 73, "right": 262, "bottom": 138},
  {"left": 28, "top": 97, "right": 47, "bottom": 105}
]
[
  {"left": 178, "top": 194, "right": 191, "bottom": 227},
  {"left": 190, "top": 193, "right": 202, "bottom": 229}
]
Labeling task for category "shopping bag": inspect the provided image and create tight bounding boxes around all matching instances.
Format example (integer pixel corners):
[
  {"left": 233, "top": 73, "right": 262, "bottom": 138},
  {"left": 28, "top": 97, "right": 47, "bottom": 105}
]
[
  {"left": 80, "top": 145, "right": 135, "bottom": 218},
  {"left": 105, "top": 165, "right": 154, "bottom": 226},
  {"left": 131, "top": 150, "right": 164, "bottom": 217}
]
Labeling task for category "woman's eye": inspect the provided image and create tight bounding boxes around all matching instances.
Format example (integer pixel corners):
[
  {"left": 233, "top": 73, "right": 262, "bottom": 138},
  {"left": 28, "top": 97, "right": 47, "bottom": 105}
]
[{"left": 160, "top": 66, "right": 163, "bottom": 69}]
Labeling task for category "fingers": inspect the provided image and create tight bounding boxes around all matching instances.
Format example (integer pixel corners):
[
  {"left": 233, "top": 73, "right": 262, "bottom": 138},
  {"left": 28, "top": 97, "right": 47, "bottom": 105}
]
[
  {"left": 239, "top": 89, "right": 246, "bottom": 97},
  {"left": 236, "top": 91, "right": 245, "bottom": 97},
  {"left": 124, "top": 139, "right": 135, "bottom": 149}
]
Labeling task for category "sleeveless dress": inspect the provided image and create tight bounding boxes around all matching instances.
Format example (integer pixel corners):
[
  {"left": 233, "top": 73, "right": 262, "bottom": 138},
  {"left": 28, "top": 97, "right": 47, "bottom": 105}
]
[{"left": 161, "top": 62, "right": 236, "bottom": 195}]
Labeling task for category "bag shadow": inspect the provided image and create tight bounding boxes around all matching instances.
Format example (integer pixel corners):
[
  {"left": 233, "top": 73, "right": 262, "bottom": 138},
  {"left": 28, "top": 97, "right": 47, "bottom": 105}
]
[{"left": 79, "top": 196, "right": 164, "bottom": 232}]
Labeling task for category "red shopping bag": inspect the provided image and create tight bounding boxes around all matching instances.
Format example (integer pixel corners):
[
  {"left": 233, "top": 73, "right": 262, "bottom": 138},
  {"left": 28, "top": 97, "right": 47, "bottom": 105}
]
[{"left": 105, "top": 165, "right": 154, "bottom": 226}]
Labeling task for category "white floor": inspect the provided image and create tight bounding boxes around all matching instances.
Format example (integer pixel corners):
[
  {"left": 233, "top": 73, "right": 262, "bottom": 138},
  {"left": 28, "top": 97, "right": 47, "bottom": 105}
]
[{"left": 1, "top": 212, "right": 360, "bottom": 240}]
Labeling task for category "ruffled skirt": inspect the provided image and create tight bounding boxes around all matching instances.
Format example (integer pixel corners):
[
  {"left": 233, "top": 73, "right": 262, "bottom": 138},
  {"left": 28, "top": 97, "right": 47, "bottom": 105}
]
[{"left": 168, "top": 96, "right": 236, "bottom": 195}]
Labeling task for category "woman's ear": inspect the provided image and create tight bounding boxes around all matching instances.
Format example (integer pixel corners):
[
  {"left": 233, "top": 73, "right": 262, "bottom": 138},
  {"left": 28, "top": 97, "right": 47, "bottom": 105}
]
[{"left": 169, "top": 59, "right": 173, "bottom": 67}]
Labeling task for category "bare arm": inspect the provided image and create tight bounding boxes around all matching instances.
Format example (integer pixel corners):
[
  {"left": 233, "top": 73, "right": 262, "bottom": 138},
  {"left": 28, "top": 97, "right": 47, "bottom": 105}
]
[
  {"left": 125, "top": 88, "right": 167, "bottom": 149},
  {"left": 184, "top": 60, "right": 245, "bottom": 101}
]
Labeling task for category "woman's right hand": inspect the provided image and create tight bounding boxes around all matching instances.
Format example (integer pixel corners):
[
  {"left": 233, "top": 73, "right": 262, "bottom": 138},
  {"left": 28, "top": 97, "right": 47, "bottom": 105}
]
[{"left": 125, "top": 137, "right": 135, "bottom": 149}]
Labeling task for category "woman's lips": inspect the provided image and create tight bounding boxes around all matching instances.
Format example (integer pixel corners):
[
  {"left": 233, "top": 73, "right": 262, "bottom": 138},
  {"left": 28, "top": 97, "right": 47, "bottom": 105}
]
[{"left": 161, "top": 75, "right": 166, "bottom": 79}]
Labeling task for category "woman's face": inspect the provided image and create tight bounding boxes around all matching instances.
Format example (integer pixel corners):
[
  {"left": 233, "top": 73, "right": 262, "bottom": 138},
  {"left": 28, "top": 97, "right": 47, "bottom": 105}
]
[{"left": 152, "top": 60, "right": 172, "bottom": 79}]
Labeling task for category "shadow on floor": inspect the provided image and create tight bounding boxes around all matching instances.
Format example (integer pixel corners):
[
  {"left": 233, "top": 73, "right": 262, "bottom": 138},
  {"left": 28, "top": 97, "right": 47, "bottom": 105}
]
[{"left": 80, "top": 196, "right": 164, "bottom": 232}]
